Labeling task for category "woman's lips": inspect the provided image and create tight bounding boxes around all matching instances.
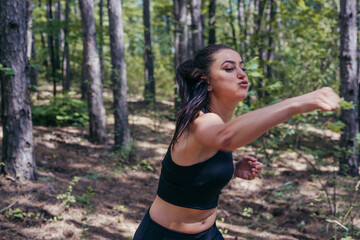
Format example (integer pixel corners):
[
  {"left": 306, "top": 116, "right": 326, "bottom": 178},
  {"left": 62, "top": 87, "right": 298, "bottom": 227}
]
[{"left": 239, "top": 80, "right": 248, "bottom": 88}]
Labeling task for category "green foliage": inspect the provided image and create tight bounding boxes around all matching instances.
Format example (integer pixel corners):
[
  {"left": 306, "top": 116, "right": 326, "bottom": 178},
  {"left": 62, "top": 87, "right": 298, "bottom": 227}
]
[
  {"left": 77, "top": 186, "right": 95, "bottom": 214},
  {"left": 56, "top": 176, "right": 80, "bottom": 211},
  {"left": 279, "top": 0, "right": 339, "bottom": 96},
  {"left": 5, "top": 208, "right": 27, "bottom": 220},
  {"left": 0, "top": 63, "right": 14, "bottom": 75},
  {"left": 241, "top": 207, "right": 254, "bottom": 218},
  {"left": 218, "top": 217, "right": 229, "bottom": 234},
  {"left": 32, "top": 94, "right": 89, "bottom": 127}
]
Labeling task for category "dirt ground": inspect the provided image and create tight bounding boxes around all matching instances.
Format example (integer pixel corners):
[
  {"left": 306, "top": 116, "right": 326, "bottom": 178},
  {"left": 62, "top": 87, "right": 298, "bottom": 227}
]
[{"left": 0, "top": 100, "right": 359, "bottom": 240}]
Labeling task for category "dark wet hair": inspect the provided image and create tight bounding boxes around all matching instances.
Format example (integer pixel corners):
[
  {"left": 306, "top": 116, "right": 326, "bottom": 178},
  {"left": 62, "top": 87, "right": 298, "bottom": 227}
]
[{"left": 170, "top": 44, "right": 234, "bottom": 148}]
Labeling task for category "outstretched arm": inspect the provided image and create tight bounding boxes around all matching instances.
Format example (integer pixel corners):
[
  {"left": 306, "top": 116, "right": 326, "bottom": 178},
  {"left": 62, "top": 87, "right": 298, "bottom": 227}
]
[{"left": 194, "top": 87, "right": 340, "bottom": 151}]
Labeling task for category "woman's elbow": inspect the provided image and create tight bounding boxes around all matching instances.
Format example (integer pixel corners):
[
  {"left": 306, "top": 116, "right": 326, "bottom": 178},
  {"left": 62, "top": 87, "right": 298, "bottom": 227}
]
[{"left": 217, "top": 134, "right": 242, "bottom": 152}]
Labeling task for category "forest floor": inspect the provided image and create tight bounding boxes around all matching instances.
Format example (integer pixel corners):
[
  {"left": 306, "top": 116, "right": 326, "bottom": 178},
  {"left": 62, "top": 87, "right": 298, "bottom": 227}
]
[{"left": 0, "top": 90, "right": 359, "bottom": 240}]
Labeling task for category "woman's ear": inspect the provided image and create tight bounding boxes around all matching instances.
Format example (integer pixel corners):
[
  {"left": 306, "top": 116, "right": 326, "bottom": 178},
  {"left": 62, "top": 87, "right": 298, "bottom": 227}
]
[{"left": 200, "top": 76, "right": 212, "bottom": 91}]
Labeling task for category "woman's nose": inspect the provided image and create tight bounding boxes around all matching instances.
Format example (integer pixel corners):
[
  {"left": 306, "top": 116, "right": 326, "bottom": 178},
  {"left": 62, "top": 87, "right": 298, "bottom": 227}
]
[{"left": 237, "top": 67, "right": 246, "bottom": 79}]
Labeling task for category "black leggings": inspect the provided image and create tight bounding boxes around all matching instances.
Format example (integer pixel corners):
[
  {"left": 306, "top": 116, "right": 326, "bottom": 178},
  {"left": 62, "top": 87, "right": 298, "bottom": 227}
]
[{"left": 133, "top": 210, "right": 224, "bottom": 240}]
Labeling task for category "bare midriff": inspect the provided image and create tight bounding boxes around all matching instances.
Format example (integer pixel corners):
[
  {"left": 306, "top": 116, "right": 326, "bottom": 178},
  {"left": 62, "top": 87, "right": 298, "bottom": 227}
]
[{"left": 149, "top": 195, "right": 217, "bottom": 234}]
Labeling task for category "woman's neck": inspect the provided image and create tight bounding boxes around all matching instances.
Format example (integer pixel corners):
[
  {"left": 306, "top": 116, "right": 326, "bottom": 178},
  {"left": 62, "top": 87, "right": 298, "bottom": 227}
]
[{"left": 208, "top": 97, "right": 237, "bottom": 122}]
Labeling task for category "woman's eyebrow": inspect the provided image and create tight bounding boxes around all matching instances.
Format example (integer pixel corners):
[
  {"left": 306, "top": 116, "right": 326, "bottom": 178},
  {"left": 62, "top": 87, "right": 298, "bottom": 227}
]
[{"left": 221, "top": 60, "right": 244, "bottom": 66}]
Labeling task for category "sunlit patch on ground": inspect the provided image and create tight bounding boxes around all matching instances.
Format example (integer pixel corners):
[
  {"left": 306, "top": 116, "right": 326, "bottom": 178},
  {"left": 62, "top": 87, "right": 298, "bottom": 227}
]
[{"left": 0, "top": 97, "right": 359, "bottom": 240}]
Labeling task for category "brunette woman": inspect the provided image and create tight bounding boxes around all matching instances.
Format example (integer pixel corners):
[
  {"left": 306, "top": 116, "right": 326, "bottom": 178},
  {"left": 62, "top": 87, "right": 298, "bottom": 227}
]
[{"left": 133, "top": 44, "right": 340, "bottom": 239}]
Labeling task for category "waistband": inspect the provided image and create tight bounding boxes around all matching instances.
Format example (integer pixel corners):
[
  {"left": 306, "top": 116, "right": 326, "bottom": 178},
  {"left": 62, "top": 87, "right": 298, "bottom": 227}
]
[{"left": 145, "top": 209, "right": 217, "bottom": 238}]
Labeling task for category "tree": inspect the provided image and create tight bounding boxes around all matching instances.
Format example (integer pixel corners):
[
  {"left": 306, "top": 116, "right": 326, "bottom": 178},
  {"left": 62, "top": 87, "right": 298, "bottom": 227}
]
[
  {"left": 237, "top": 0, "right": 246, "bottom": 58},
  {"left": 189, "top": 0, "right": 203, "bottom": 55},
  {"left": 108, "top": 0, "right": 131, "bottom": 148},
  {"left": 339, "top": 0, "right": 359, "bottom": 176},
  {"left": 26, "top": 0, "right": 38, "bottom": 87},
  {"left": 143, "top": 0, "right": 155, "bottom": 103},
  {"left": 0, "top": 0, "right": 36, "bottom": 180},
  {"left": 208, "top": 0, "right": 216, "bottom": 44},
  {"left": 227, "top": 0, "right": 237, "bottom": 48},
  {"left": 79, "top": 0, "right": 108, "bottom": 144},
  {"left": 173, "top": 0, "right": 188, "bottom": 67},
  {"left": 47, "top": 0, "right": 57, "bottom": 96},
  {"left": 99, "top": 0, "right": 104, "bottom": 75},
  {"left": 173, "top": 0, "right": 187, "bottom": 113},
  {"left": 63, "top": 0, "right": 71, "bottom": 91}
]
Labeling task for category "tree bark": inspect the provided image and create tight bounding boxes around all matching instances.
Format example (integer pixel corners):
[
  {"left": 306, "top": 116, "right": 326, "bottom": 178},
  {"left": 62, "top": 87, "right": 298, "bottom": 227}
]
[
  {"left": 266, "top": 0, "right": 276, "bottom": 80},
  {"left": 256, "top": 0, "right": 269, "bottom": 99},
  {"left": 99, "top": 0, "right": 104, "bottom": 75},
  {"left": 208, "top": 0, "right": 216, "bottom": 45},
  {"left": 79, "top": 0, "right": 108, "bottom": 144},
  {"left": 173, "top": 0, "right": 188, "bottom": 114},
  {"left": 174, "top": 0, "right": 188, "bottom": 68},
  {"left": 237, "top": 0, "right": 247, "bottom": 59},
  {"left": 47, "top": 0, "right": 57, "bottom": 96},
  {"left": 26, "top": 0, "right": 38, "bottom": 88},
  {"left": 0, "top": 0, "right": 36, "bottom": 180},
  {"left": 189, "top": 0, "right": 203, "bottom": 55},
  {"left": 26, "top": 0, "right": 33, "bottom": 61},
  {"left": 30, "top": 32, "right": 38, "bottom": 87},
  {"left": 339, "top": 0, "right": 359, "bottom": 176},
  {"left": 228, "top": 0, "right": 237, "bottom": 48},
  {"left": 108, "top": 0, "right": 131, "bottom": 148},
  {"left": 55, "top": 1, "right": 62, "bottom": 72},
  {"left": 63, "top": 0, "right": 71, "bottom": 91},
  {"left": 143, "top": 0, "right": 155, "bottom": 103},
  {"left": 187, "top": 11, "right": 192, "bottom": 59}
]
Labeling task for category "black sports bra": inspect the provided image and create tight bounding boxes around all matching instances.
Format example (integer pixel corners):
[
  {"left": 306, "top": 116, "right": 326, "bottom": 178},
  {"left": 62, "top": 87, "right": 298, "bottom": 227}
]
[{"left": 156, "top": 106, "right": 234, "bottom": 210}]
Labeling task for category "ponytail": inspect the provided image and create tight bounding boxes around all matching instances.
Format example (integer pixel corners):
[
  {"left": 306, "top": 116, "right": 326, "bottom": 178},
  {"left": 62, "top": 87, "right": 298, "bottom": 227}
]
[{"left": 170, "top": 59, "right": 209, "bottom": 148}]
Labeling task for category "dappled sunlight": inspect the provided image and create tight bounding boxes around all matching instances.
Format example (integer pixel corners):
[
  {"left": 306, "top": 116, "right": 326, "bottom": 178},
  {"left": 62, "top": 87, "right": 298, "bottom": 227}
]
[
  {"left": 1, "top": 99, "right": 359, "bottom": 240},
  {"left": 230, "top": 177, "right": 264, "bottom": 193},
  {"left": 218, "top": 221, "right": 299, "bottom": 240}
]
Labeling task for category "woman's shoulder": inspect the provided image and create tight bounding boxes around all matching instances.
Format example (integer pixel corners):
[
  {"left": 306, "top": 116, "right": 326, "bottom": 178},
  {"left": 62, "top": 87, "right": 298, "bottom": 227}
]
[{"left": 191, "top": 111, "right": 224, "bottom": 132}]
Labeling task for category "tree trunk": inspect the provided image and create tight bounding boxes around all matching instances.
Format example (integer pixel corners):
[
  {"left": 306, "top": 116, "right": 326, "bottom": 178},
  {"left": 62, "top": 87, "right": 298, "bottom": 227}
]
[
  {"left": 208, "top": 0, "right": 216, "bottom": 45},
  {"left": 108, "top": 0, "right": 131, "bottom": 148},
  {"left": 0, "top": 0, "right": 36, "bottom": 180},
  {"left": 79, "top": 0, "right": 108, "bottom": 144},
  {"left": 173, "top": 0, "right": 188, "bottom": 114},
  {"left": 228, "top": 0, "right": 237, "bottom": 48},
  {"left": 26, "top": 0, "right": 33, "bottom": 61},
  {"left": 81, "top": 60, "right": 88, "bottom": 99},
  {"left": 237, "top": 0, "right": 246, "bottom": 59},
  {"left": 266, "top": 0, "right": 276, "bottom": 80},
  {"left": 99, "top": 0, "right": 104, "bottom": 75},
  {"left": 47, "top": 0, "right": 56, "bottom": 96},
  {"left": 187, "top": 10, "right": 193, "bottom": 59},
  {"left": 143, "top": 0, "right": 155, "bottom": 103},
  {"left": 256, "top": 0, "right": 268, "bottom": 99},
  {"left": 189, "top": 0, "right": 203, "bottom": 55},
  {"left": 63, "top": 0, "right": 71, "bottom": 91},
  {"left": 30, "top": 32, "right": 38, "bottom": 87},
  {"left": 26, "top": 0, "right": 38, "bottom": 88},
  {"left": 174, "top": 0, "right": 188, "bottom": 68},
  {"left": 339, "top": 0, "right": 359, "bottom": 177},
  {"left": 55, "top": 1, "right": 62, "bottom": 72}
]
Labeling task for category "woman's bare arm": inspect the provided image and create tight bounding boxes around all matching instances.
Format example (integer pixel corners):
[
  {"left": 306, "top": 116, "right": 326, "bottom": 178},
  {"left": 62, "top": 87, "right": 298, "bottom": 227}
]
[{"left": 193, "top": 87, "right": 340, "bottom": 151}]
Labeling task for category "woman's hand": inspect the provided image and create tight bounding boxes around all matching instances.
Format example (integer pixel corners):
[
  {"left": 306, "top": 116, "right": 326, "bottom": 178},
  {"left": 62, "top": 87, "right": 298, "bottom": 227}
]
[
  {"left": 293, "top": 87, "right": 340, "bottom": 113},
  {"left": 233, "top": 156, "right": 263, "bottom": 180}
]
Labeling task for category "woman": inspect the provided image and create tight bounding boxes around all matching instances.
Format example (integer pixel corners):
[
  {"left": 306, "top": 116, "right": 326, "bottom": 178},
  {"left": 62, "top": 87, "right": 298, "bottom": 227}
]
[{"left": 133, "top": 44, "right": 340, "bottom": 239}]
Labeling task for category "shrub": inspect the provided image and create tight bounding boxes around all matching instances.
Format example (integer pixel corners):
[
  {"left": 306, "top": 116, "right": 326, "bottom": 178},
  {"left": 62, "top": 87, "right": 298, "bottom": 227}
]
[{"left": 32, "top": 96, "right": 89, "bottom": 127}]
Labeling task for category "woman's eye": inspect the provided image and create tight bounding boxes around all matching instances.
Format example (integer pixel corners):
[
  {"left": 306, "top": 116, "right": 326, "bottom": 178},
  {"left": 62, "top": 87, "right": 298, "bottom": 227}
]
[{"left": 225, "top": 67, "right": 234, "bottom": 71}]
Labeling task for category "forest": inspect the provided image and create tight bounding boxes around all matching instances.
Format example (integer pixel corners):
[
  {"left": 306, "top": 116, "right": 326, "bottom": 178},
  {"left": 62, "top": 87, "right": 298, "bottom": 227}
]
[{"left": 0, "top": 0, "right": 359, "bottom": 239}]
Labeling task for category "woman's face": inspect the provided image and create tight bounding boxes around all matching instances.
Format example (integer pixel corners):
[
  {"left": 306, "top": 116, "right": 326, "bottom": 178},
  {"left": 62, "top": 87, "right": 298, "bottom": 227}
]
[{"left": 207, "top": 49, "right": 249, "bottom": 103}]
